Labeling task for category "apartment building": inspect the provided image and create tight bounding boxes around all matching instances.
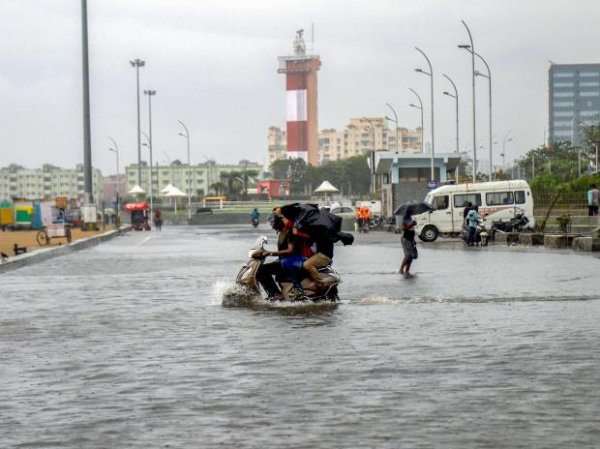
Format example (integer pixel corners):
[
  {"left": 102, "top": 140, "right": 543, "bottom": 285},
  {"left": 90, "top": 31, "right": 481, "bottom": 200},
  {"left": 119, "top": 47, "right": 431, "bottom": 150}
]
[
  {"left": 124, "top": 160, "right": 263, "bottom": 198},
  {"left": 549, "top": 63, "right": 600, "bottom": 145},
  {"left": 268, "top": 118, "right": 422, "bottom": 165},
  {"left": 0, "top": 164, "right": 103, "bottom": 203}
]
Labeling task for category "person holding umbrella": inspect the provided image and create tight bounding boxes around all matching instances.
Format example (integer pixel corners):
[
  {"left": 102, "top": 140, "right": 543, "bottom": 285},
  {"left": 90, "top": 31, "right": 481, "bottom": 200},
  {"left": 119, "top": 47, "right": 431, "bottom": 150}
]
[{"left": 399, "top": 205, "right": 418, "bottom": 277}]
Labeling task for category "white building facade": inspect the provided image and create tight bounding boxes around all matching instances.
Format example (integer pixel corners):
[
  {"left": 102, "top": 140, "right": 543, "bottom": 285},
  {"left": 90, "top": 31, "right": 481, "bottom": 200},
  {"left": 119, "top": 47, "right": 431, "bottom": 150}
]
[{"left": 0, "top": 164, "right": 103, "bottom": 203}]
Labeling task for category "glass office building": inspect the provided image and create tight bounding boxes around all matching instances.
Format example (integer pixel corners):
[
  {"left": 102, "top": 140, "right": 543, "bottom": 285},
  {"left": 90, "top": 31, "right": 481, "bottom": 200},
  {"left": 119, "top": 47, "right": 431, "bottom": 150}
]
[{"left": 548, "top": 63, "right": 600, "bottom": 145}]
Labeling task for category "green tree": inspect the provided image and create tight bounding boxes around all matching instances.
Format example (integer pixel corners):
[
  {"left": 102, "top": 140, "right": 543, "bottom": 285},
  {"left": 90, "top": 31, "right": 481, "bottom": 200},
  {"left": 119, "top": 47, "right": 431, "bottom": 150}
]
[{"left": 219, "top": 171, "right": 243, "bottom": 199}]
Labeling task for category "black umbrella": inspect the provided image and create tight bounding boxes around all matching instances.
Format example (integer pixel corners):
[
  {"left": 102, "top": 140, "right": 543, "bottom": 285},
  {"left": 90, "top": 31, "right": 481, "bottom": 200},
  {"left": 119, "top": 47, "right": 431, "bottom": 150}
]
[
  {"left": 394, "top": 200, "right": 433, "bottom": 217},
  {"left": 279, "top": 203, "right": 354, "bottom": 246}
]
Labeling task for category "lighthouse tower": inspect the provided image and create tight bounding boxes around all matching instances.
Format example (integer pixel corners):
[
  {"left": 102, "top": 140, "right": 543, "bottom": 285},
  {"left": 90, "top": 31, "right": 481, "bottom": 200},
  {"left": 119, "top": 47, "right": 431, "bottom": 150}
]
[{"left": 277, "top": 29, "right": 321, "bottom": 165}]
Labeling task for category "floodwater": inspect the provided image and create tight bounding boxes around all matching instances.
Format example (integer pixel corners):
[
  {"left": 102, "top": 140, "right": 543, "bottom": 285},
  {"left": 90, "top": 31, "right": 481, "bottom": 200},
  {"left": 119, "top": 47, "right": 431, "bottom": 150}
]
[{"left": 1, "top": 225, "right": 600, "bottom": 449}]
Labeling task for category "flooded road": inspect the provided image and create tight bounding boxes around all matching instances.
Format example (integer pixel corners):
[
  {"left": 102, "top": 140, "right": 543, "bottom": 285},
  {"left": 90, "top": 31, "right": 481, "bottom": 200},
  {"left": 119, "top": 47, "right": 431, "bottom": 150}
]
[{"left": 2, "top": 225, "right": 600, "bottom": 448}]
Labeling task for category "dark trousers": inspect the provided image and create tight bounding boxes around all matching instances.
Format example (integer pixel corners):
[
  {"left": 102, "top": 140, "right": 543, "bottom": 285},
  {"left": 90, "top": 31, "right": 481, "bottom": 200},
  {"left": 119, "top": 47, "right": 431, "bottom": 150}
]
[
  {"left": 256, "top": 260, "right": 284, "bottom": 296},
  {"left": 467, "top": 226, "right": 477, "bottom": 245}
]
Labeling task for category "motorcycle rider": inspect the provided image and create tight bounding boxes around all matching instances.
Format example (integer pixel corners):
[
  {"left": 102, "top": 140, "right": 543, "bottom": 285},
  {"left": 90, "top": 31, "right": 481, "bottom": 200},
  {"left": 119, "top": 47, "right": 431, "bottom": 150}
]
[
  {"left": 250, "top": 208, "right": 260, "bottom": 227},
  {"left": 255, "top": 213, "right": 286, "bottom": 300},
  {"left": 466, "top": 205, "right": 481, "bottom": 246},
  {"left": 259, "top": 209, "right": 312, "bottom": 300},
  {"left": 463, "top": 201, "right": 472, "bottom": 225}
]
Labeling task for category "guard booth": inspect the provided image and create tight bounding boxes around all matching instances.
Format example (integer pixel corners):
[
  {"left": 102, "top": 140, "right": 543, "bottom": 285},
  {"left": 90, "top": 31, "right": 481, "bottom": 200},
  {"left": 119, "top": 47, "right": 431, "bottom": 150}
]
[{"left": 125, "top": 202, "right": 150, "bottom": 231}]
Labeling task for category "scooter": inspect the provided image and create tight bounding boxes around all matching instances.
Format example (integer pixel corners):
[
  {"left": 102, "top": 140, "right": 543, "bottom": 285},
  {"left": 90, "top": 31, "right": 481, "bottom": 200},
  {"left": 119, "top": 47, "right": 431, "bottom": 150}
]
[
  {"left": 235, "top": 236, "right": 340, "bottom": 302},
  {"left": 251, "top": 217, "right": 259, "bottom": 228},
  {"left": 459, "top": 219, "right": 489, "bottom": 246},
  {"left": 492, "top": 213, "right": 529, "bottom": 233}
]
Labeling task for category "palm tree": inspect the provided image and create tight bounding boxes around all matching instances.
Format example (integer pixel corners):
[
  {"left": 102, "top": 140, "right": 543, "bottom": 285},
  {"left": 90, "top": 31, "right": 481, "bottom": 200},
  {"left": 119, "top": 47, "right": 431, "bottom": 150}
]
[
  {"left": 241, "top": 169, "right": 259, "bottom": 200},
  {"left": 219, "top": 170, "right": 243, "bottom": 199},
  {"left": 209, "top": 182, "right": 225, "bottom": 196}
]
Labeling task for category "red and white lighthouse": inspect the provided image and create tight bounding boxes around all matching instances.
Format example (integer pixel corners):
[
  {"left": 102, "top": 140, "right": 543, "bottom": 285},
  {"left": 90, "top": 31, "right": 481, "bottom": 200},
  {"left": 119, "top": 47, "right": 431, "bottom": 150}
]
[{"left": 277, "top": 29, "right": 321, "bottom": 165}]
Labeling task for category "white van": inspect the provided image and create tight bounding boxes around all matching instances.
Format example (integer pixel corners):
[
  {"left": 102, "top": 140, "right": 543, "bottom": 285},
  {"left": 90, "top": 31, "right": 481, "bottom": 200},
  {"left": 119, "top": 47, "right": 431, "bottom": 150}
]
[{"left": 414, "top": 180, "right": 535, "bottom": 242}]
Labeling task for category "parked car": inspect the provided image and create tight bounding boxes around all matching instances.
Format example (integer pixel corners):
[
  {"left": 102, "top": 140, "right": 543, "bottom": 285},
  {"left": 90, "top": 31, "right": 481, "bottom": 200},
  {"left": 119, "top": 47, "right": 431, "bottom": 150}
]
[
  {"left": 329, "top": 206, "right": 356, "bottom": 219},
  {"left": 195, "top": 207, "right": 213, "bottom": 214}
]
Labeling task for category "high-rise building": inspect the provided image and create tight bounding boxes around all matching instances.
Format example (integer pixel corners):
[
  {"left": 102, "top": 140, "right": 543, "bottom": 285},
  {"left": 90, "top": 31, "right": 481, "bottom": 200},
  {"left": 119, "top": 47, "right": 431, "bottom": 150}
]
[
  {"left": 278, "top": 29, "right": 321, "bottom": 165},
  {"left": 548, "top": 63, "right": 600, "bottom": 145},
  {"left": 268, "top": 119, "right": 422, "bottom": 165}
]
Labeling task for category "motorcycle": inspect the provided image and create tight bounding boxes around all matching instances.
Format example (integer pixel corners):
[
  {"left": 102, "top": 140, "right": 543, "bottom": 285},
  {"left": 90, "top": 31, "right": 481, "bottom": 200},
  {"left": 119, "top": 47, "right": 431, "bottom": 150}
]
[
  {"left": 251, "top": 217, "right": 259, "bottom": 228},
  {"left": 235, "top": 236, "right": 341, "bottom": 302},
  {"left": 459, "top": 218, "right": 489, "bottom": 246},
  {"left": 491, "top": 213, "right": 529, "bottom": 233}
]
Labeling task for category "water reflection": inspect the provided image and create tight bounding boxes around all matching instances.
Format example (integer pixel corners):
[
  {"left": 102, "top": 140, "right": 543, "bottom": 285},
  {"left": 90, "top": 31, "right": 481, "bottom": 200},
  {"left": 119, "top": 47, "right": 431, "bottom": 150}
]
[{"left": 2, "top": 225, "right": 599, "bottom": 449}]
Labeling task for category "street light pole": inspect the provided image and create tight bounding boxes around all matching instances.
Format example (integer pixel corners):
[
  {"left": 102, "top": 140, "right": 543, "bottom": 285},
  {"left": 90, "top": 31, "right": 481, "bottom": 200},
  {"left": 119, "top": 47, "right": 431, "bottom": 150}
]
[
  {"left": 473, "top": 54, "right": 492, "bottom": 180},
  {"left": 108, "top": 137, "right": 120, "bottom": 226},
  {"left": 385, "top": 103, "right": 399, "bottom": 153},
  {"left": 415, "top": 47, "right": 435, "bottom": 181},
  {"left": 141, "top": 132, "right": 153, "bottom": 218},
  {"left": 178, "top": 120, "right": 192, "bottom": 221},
  {"left": 363, "top": 117, "right": 377, "bottom": 194},
  {"left": 409, "top": 88, "right": 424, "bottom": 152},
  {"left": 460, "top": 20, "right": 476, "bottom": 182},
  {"left": 442, "top": 74, "right": 459, "bottom": 153},
  {"left": 130, "top": 58, "right": 145, "bottom": 186},
  {"left": 502, "top": 135, "right": 513, "bottom": 172},
  {"left": 80, "top": 0, "right": 93, "bottom": 206},
  {"left": 143, "top": 90, "right": 156, "bottom": 217}
]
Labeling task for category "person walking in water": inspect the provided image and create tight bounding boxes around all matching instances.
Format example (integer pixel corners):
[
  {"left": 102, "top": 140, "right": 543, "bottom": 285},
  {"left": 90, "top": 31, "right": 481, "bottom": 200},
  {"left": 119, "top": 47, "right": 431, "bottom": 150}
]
[{"left": 399, "top": 206, "right": 418, "bottom": 277}]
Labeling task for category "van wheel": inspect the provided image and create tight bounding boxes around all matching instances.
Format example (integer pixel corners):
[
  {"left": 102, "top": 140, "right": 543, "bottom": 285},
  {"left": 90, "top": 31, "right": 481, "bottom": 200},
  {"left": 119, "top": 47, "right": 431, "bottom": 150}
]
[{"left": 419, "top": 226, "right": 438, "bottom": 242}]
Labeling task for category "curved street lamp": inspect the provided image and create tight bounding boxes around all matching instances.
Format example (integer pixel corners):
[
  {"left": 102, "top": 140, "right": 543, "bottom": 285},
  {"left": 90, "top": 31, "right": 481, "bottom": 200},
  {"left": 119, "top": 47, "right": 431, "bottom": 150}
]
[
  {"left": 501, "top": 135, "right": 513, "bottom": 172},
  {"left": 471, "top": 52, "right": 493, "bottom": 180},
  {"left": 141, "top": 131, "right": 154, "bottom": 217},
  {"left": 178, "top": 120, "right": 192, "bottom": 220},
  {"left": 385, "top": 103, "right": 399, "bottom": 153},
  {"left": 442, "top": 74, "right": 459, "bottom": 154},
  {"left": 408, "top": 88, "right": 424, "bottom": 152},
  {"left": 459, "top": 20, "right": 476, "bottom": 182},
  {"left": 108, "top": 136, "right": 120, "bottom": 226},
  {"left": 143, "top": 89, "right": 156, "bottom": 210},
  {"left": 415, "top": 47, "right": 434, "bottom": 181},
  {"left": 129, "top": 58, "right": 145, "bottom": 185}
]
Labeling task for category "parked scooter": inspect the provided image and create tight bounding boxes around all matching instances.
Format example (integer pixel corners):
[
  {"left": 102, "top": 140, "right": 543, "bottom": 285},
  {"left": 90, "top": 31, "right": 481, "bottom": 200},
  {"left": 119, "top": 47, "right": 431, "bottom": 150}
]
[
  {"left": 460, "top": 218, "right": 489, "bottom": 246},
  {"left": 492, "top": 213, "right": 529, "bottom": 233},
  {"left": 235, "top": 236, "right": 341, "bottom": 302}
]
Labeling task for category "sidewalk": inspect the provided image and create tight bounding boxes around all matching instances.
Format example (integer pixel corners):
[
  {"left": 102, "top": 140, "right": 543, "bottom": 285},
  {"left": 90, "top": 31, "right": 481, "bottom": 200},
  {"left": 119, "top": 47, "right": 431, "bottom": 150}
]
[{"left": 0, "top": 226, "right": 115, "bottom": 258}]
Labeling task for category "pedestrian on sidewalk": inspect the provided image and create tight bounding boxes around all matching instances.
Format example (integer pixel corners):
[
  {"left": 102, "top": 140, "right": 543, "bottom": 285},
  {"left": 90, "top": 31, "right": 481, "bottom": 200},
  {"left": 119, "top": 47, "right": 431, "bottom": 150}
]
[{"left": 587, "top": 184, "right": 599, "bottom": 216}]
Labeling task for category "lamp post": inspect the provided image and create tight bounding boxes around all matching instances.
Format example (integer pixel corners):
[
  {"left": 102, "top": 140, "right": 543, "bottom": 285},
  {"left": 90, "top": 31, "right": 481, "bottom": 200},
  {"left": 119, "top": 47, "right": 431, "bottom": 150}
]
[
  {"left": 178, "top": 120, "right": 192, "bottom": 220},
  {"left": 442, "top": 74, "right": 459, "bottom": 154},
  {"left": 415, "top": 47, "right": 434, "bottom": 181},
  {"left": 130, "top": 58, "right": 145, "bottom": 186},
  {"left": 363, "top": 117, "right": 377, "bottom": 194},
  {"left": 385, "top": 103, "right": 399, "bottom": 153},
  {"left": 408, "top": 88, "right": 424, "bottom": 152},
  {"left": 81, "top": 0, "right": 93, "bottom": 205},
  {"left": 475, "top": 55, "right": 492, "bottom": 180},
  {"left": 108, "top": 137, "right": 120, "bottom": 226},
  {"left": 571, "top": 117, "right": 588, "bottom": 177},
  {"left": 501, "top": 136, "right": 513, "bottom": 172},
  {"left": 143, "top": 89, "right": 156, "bottom": 202},
  {"left": 141, "top": 131, "right": 153, "bottom": 218},
  {"left": 459, "top": 20, "right": 476, "bottom": 182},
  {"left": 459, "top": 44, "right": 492, "bottom": 180}
]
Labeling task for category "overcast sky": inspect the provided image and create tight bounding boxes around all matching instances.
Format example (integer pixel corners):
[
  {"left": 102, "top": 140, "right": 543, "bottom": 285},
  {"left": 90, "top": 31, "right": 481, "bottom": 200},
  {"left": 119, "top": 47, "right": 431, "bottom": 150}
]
[{"left": 1, "top": 0, "right": 599, "bottom": 176}]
